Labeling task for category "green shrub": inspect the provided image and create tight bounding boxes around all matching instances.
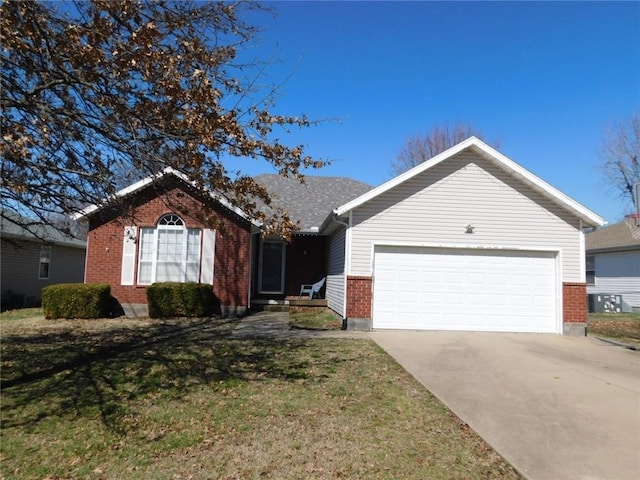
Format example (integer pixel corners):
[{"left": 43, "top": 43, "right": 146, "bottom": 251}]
[
  {"left": 146, "top": 283, "right": 216, "bottom": 319},
  {"left": 42, "top": 283, "right": 111, "bottom": 319}
]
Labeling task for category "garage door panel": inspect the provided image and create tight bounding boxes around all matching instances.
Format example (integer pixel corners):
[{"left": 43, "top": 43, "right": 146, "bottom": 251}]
[{"left": 373, "top": 246, "right": 558, "bottom": 333}]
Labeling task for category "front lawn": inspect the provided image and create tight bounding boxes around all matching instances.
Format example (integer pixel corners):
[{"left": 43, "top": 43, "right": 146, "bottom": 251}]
[
  {"left": 1, "top": 315, "right": 522, "bottom": 479},
  {"left": 288, "top": 306, "right": 342, "bottom": 330},
  {"left": 587, "top": 312, "right": 640, "bottom": 348}
]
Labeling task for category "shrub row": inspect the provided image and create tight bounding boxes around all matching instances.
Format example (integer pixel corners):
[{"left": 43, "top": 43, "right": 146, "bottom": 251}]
[
  {"left": 42, "top": 283, "right": 112, "bottom": 319},
  {"left": 146, "top": 282, "right": 216, "bottom": 319},
  {"left": 41, "top": 282, "right": 217, "bottom": 319}
]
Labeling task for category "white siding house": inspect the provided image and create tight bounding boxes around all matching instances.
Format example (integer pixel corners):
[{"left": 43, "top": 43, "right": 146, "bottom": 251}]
[
  {"left": 325, "top": 137, "right": 604, "bottom": 334},
  {"left": 586, "top": 218, "right": 640, "bottom": 312}
]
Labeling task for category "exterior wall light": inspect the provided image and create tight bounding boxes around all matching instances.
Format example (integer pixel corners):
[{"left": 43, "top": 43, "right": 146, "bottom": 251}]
[{"left": 465, "top": 224, "right": 475, "bottom": 234}]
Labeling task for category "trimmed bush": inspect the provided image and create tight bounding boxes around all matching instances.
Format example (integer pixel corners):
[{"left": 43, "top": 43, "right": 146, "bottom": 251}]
[
  {"left": 147, "top": 282, "right": 216, "bottom": 319},
  {"left": 42, "top": 283, "right": 111, "bottom": 319}
]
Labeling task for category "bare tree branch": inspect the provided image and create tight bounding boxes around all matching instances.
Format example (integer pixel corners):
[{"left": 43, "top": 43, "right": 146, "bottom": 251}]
[
  {"left": 391, "top": 122, "right": 499, "bottom": 176},
  {"left": 1, "top": 0, "right": 325, "bottom": 239},
  {"left": 600, "top": 113, "right": 640, "bottom": 211}
]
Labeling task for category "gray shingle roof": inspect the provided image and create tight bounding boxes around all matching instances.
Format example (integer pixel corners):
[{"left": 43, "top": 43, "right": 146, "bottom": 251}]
[
  {"left": 585, "top": 218, "right": 640, "bottom": 252},
  {"left": 1, "top": 210, "right": 87, "bottom": 248},
  {"left": 254, "top": 174, "right": 372, "bottom": 232}
]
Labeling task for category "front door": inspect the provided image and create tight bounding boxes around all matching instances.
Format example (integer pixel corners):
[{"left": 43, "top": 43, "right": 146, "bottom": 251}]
[{"left": 259, "top": 240, "right": 286, "bottom": 294}]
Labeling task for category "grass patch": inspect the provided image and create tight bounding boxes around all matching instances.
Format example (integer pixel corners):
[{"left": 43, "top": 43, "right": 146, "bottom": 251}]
[
  {"left": 588, "top": 312, "right": 640, "bottom": 348},
  {"left": 0, "top": 307, "right": 44, "bottom": 321},
  {"left": 1, "top": 317, "right": 522, "bottom": 479},
  {"left": 289, "top": 306, "right": 342, "bottom": 330}
]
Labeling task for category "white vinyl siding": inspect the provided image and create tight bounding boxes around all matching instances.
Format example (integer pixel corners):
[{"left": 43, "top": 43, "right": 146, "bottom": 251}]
[
  {"left": 326, "top": 226, "right": 347, "bottom": 317},
  {"left": 348, "top": 153, "right": 582, "bottom": 281},
  {"left": 587, "top": 251, "right": 640, "bottom": 308}
]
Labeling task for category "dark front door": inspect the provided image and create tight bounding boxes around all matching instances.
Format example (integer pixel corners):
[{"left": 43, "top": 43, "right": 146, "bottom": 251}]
[{"left": 259, "top": 240, "right": 285, "bottom": 294}]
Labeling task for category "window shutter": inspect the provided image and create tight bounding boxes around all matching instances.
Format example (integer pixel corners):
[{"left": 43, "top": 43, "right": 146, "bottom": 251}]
[
  {"left": 121, "top": 226, "right": 137, "bottom": 285},
  {"left": 200, "top": 229, "right": 216, "bottom": 285}
]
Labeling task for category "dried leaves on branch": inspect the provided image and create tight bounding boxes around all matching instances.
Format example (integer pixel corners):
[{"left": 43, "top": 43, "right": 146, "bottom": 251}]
[{"left": 1, "top": 0, "right": 324, "bottom": 238}]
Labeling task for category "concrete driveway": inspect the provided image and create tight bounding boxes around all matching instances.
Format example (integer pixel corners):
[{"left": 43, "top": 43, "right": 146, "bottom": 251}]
[{"left": 369, "top": 331, "right": 640, "bottom": 480}]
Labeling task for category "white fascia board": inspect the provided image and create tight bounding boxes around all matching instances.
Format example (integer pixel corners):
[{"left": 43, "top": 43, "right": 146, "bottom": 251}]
[
  {"left": 469, "top": 140, "right": 605, "bottom": 227},
  {"left": 73, "top": 167, "right": 262, "bottom": 228},
  {"left": 334, "top": 137, "right": 477, "bottom": 217},
  {"left": 333, "top": 136, "right": 605, "bottom": 227}
]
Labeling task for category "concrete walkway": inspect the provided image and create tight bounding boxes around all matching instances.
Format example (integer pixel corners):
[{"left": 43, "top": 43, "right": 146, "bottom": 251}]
[
  {"left": 369, "top": 330, "right": 640, "bottom": 480},
  {"left": 231, "top": 311, "right": 366, "bottom": 339}
]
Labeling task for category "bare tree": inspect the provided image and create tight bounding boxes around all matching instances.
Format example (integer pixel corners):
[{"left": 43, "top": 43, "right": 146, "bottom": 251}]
[
  {"left": 1, "top": 0, "right": 325, "bottom": 239},
  {"left": 600, "top": 113, "right": 640, "bottom": 211},
  {"left": 392, "top": 122, "right": 498, "bottom": 175}
]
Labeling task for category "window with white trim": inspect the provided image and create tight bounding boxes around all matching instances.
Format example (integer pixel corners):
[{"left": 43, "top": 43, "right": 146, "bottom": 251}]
[
  {"left": 38, "top": 245, "right": 52, "bottom": 279},
  {"left": 137, "top": 214, "right": 202, "bottom": 285}
]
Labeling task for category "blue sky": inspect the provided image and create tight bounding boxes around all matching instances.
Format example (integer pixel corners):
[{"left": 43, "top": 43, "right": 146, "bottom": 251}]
[{"left": 234, "top": 1, "right": 639, "bottom": 223}]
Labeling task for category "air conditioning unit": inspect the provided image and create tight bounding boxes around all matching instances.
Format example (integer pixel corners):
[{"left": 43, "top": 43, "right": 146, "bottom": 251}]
[{"left": 588, "top": 294, "right": 623, "bottom": 313}]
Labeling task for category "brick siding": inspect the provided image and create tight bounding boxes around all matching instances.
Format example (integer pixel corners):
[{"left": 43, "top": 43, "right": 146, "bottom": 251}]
[
  {"left": 346, "top": 275, "right": 372, "bottom": 319},
  {"left": 86, "top": 182, "right": 252, "bottom": 309},
  {"left": 563, "top": 282, "right": 587, "bottom": 323}
]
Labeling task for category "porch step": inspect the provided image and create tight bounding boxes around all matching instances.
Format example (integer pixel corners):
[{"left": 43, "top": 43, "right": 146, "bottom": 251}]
[
  {"left": 288, "top": 298, "right": 328, "bottom": 307},
  {"left": 262, "top": 304, "right": 290, "bottom": 312},
  {"left": 251, "top": 298, "right": 290, "bottom": 313}
]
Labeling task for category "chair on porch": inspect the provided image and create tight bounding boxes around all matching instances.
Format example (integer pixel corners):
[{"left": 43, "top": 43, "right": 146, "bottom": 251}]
[{"left": 299, "top": 277, "right": 326, "bottom": 299}]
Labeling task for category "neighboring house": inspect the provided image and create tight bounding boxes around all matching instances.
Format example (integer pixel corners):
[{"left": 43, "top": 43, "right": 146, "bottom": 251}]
[
  {"left": 1, "top": 211, "right": 87, "bottom": 310},
  {"left": 585, "top": 217, "right": 640, "bottom": 312},
  {"left": 76, "top": 137, "right": 604, "bottom": 334}
]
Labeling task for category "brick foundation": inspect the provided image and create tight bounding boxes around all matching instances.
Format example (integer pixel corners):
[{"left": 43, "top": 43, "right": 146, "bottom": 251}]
[{"left": 346, "top": 275, "right": 372, "bottom": 320}]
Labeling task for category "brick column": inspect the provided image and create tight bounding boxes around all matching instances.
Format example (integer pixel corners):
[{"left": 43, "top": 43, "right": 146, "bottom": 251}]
[
  {"left": 346, "top": 275, "right": 372, "bottom": 320},
  {"left": 563, "top": 282, "right": 587, "bottom": 335}
]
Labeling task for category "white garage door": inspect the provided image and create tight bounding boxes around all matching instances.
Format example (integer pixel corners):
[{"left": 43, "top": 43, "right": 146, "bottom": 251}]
[{"left": 373, "top": 246, "right": 559, "bottom": 333}]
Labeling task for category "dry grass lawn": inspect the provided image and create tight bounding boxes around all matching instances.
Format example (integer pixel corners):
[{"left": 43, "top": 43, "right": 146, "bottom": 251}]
[
  {"left": 587, "top": 312, "right": 640, "bottom": 348},
  {"left": 1, "top": 310, "right": 522, "bottom": 479}
]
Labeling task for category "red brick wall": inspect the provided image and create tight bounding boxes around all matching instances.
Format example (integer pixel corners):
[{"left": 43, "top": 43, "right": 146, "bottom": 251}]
[
  {"left": 86, "top": 184, "right": 252, "bottom": 309},
  {"left": 563, "top": 282, "right": 587, "bottom": 323},
  {"left": 346, "top": 275, "right": 372, "bottom": 318}
]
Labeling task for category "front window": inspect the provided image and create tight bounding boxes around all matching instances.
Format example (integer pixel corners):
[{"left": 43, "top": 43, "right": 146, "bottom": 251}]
[
  {"left": 38, "top": 245, "right": 51, "bottom": 279},
  {"left": 137, "top": 214, "right": 201, "bottom": 285},
  {"left": 586, "top": 255, "right": 595, "bottom": 285}
]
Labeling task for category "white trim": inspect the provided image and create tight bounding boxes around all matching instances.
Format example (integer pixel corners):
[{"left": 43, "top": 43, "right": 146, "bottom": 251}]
[
  {"left": 121, "top": 226, "right": 137, "bottom": 285},
  {"left": 201, "top": 229, "right": 216, "bottom": 285},
  {"left": 555, "top": 249, "right": 564, "bottom": 333},
  {"left": 73, "top": 167, "right": 262, "bottom": 228},
  {"left": 371, "top": 243, "right": 562, "bottom": 334},
  {"left": 341, "top": 212, "right": 353, "bottom": 318},
  {"left": 333, "top": 137, "right": 605, "bottom": 227},
  {"left": 578, "top": 221, "right": 586, "bottom": 283}
]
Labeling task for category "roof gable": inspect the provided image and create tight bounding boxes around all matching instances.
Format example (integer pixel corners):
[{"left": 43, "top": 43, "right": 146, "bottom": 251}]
[
  {"left": 73, "top": 167, "right": 261, "bottom": 228},
  {"left": 333, "top": 137, "right": 605, "bottom": 227}
]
